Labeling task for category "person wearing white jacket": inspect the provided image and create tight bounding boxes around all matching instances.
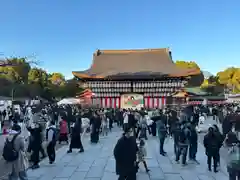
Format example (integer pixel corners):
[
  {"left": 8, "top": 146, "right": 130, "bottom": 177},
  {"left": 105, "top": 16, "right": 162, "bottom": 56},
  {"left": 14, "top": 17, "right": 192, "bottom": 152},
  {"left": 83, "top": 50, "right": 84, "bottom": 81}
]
[
  {"left": 123, "top": 111, "right": 129, "bottom": 131},
  {"left": 81, "top": 117, "right": 90, "bottom": 139}
]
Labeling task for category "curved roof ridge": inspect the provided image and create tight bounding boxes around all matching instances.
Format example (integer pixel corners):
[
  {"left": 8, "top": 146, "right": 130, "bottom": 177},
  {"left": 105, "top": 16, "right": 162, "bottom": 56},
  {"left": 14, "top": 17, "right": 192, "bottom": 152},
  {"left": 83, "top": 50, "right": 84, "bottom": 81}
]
[{"left": 95, "top": 48, "right": 169, "bottom": 55}]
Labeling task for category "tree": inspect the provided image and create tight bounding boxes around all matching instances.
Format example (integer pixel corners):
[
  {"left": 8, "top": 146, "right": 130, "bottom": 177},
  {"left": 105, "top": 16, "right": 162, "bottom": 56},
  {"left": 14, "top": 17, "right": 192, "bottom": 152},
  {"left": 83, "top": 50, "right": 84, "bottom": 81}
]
[
  {"left": 208, "top": 75, "right": 218, "bottom": 84},
  {"left": 0, "top": 66, "right": 19, "bottom": 82},
  {"left": 200, "top": 75, "right": 224, "bottom": 95},
  {"left": 8, "top": 58, "right": 31, "bottom": 83},
  {"left": 50, "top": 79, "right": 80, "bottom": 98},
  {"left": 49, "top": 72, "right": 65, "bottom": 86},
  {"left": 63, "top": 79, "right": 81, "bottom": 97},
  {"left": 0, "top": 58, "right": 31, "bottom": 83},
  {"left": 231, "top": 68, "right": 240, "bottom": 93},
  {"left": 200, "top": 79, "right": 209, "bottom": 89},
  {"left": 0, "top": 56, "right": 83, "bottom": 99},
  {"left": 175, "top": 60, "right": 200, "bottom": 69},
  {"left": 217, "top": 67, "right": 240, "bottom": 93},
  {"left": 28, "top": 68, "right": 48, "bottom": 87},
  {"left": 175, "top": 60, "right": 204, "bottom": 87}
]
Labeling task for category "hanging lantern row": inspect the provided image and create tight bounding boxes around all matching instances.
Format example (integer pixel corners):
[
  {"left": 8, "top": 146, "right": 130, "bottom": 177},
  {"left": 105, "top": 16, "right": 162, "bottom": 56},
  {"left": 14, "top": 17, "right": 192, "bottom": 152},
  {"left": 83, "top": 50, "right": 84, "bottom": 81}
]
[
  {"left": 133, "top": 81, "right": 184, "bottom": 88},
  {"left": 88, "top": 81, "right": 131, "bottom": 88},
  {"left": 92, "top": 88, "right": 131, "bottom": 92},
  {"left": 133, "top": 88, "right": 176, "bottom": 92},
  {"left": 93, "top": 93, "right": 121, "bottom": 97},
  {"left": 144, "top": 93, "right": 171, "bottom": 97},
  {"left": 87, "top": 81, "right": 185, "bottom": 88}
]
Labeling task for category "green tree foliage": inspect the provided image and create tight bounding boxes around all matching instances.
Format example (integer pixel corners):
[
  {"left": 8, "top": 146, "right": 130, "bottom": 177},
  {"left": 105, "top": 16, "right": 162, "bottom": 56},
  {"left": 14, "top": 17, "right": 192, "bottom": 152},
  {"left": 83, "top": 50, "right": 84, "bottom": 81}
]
[
  {"left": 0, "top": 57, "right": 80, "bottom": 99},
  {"left": 0, "top": 58, "right": 31, "bottom": 83},
  {"left": 175, "top": 60, "right": 200, "bottom": 69},
  {"left": 175, "top": 60, "right": 204, "bottom": 87},
  {"left": 217, "top": 67, "right": 240, "bottom": 93},
  {"left": 28, "top": 68, "right": 48, "bottom": 86},
  {"left": 9, "top": 58, "right": 31, "bottom": 83},
  {"left": 49, "top": 72, "right": 65, "bottom": 86},
  {"left": 200, "top": 75, "right": 224, "bottom": 95}
]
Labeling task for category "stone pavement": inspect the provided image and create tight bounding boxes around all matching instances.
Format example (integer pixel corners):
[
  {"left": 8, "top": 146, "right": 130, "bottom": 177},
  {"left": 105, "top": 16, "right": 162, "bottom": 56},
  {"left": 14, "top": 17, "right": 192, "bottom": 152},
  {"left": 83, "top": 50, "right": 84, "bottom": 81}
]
[{"left": 27, "top": 127, "right": 229, "bottom": 180}]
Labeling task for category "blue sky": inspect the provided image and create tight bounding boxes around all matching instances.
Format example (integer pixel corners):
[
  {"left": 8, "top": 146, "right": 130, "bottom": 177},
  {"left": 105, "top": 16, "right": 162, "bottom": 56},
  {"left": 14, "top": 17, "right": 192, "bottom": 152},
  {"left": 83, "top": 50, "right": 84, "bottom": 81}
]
[{"left": 0, "top": 0, "right": 239, "bottom": 79}]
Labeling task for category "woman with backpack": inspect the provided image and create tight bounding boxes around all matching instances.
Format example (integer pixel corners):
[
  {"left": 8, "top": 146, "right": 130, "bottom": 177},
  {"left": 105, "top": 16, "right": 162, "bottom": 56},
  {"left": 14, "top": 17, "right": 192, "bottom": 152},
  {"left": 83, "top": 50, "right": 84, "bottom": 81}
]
[
  {"left": 3, "top": 124, "right": 28, "bottom": 180},
  {"left": 46, "top": 121, "right": 57, "bottom": 164},
  {"left": 227, "top": 141, "right": 240, "bottom": 180}
]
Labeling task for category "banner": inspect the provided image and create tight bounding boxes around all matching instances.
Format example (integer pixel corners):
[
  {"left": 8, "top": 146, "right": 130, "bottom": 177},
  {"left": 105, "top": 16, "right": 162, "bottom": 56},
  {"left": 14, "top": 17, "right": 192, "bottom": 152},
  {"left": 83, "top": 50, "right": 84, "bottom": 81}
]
[{"left": 120, "top": 94, "right": 144, "bottom": 109}]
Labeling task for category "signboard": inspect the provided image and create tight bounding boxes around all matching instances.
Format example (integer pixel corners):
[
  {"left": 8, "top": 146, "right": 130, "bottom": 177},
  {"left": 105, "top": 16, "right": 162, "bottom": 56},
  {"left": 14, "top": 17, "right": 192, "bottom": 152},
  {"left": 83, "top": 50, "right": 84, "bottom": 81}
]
[{"left": 120, "top": 94, "right": 144, "bottom": 109}]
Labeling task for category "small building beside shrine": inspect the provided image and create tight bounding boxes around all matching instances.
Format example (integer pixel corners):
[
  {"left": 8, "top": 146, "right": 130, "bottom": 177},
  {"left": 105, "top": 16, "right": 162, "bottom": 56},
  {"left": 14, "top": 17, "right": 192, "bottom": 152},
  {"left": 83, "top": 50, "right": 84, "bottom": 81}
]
[{"left": 72, "top": 48, "right": 200, "bottom": 109}]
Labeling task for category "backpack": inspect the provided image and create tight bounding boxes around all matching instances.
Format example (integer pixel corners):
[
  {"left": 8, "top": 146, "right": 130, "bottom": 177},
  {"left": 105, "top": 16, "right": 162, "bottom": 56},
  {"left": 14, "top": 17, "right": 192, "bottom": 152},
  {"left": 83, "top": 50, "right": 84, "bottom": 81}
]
[
  {"left": 46, "top": 127, "right": 57, "bottom": 143},
  {"left": 179, "top": 127, "right": 190, "bottom": 144},
  {"left": 2, "top": 134, "right": 19, "bottom": 162},
  {"left": 229, "top": 145, "right": 240, "bottom": 169}
]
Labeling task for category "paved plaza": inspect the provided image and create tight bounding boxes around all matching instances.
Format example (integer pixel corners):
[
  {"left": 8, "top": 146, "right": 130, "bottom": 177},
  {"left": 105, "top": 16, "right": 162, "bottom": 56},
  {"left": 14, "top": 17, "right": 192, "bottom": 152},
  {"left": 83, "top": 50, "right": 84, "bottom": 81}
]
[{"left": 26, "top": 127, "right": 229, "bottom": 180}]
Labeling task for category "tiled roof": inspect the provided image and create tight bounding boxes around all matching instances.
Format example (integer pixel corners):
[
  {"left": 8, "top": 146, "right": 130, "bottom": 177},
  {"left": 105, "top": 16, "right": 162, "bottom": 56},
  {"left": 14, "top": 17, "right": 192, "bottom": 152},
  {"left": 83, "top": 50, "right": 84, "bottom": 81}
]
[{"left": 72, "top": 48, "right": 200, "bottom": 79}]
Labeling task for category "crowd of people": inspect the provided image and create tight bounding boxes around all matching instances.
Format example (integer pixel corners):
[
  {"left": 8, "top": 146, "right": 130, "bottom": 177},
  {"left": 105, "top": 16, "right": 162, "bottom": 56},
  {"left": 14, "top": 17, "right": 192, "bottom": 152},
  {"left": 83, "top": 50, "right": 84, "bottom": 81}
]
[{"left": 0, "top": 103, "right": 240, "bottom": 180}]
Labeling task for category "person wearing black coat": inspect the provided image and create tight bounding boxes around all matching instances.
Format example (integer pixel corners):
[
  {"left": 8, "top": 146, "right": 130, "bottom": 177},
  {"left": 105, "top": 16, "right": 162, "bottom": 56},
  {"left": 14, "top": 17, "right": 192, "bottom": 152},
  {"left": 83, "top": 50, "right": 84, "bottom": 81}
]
[
  {"left": 222, "top": 114, "right": 233, "bottom": 138},
  {"left": 189, "top": 123, "right": 198, "bottom": 162},
  {"left": 114, "top": 128, "right": 138, "bottom": 180},
  {"left": 67, "top": 117, "right": 84, "bottom": 153},
  {"left": 90, "top": 112, "right": 101, "bottom": 143},
  {"left": 172, "top": 122, "right": 181, "bottom": 157},
  {"left": 212, "top": 124, "right": 224, "bottom": 166},
  {"left": 27, "top": 123, "right": 42, "bottom": 169},
  {"left": 203, "top": 127, "right": 221, "bottom": 172}
]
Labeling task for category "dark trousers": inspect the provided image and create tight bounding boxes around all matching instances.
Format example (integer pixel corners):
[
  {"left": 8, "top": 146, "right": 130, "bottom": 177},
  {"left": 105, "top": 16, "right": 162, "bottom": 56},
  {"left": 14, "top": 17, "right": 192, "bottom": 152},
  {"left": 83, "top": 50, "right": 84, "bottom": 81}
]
[
  {"left": 167, "top": 125, "right": 172, "bottom": 136},
  {"left": 176, "top": 145, "right": 188, "bottom": 164},
  {"left": 132, "top": 126, "right": 136, "bottom": 137},
  {"left": 139, "top": 128, "right": 147, "bottom": 140},
  {"left": 174, "top": 142, "right": 178, "bottom": 156},
  {"left": 59, "top": 133, "right": 68, "bottom": 144},
  {"left": 70, "top": 139, "right": 84, "bottom": 150},
  {"left": 117, "top": 120, "right": 121, "bottom": 127},
  {"left": 109, "top": 121, "right": 113, "bottom": 131},
  {"left": 8, "top": 171, "right": 27, "bottom": 180},
  {"left": 32, "top": 148, "right": 40, "bottom": 165},
  {"left": 216, "top": 150, "right": 220, "bottom": 165},
  {"left": 136, "top": 127, "right": 140, "bottom": 138},
  {"left": 118, "top": 171, "right": 136, "bottom": 180},
  {"left": 228, "top": 168, "right": 240, "bottom": 180},
  {"left": 151, "top": 123, "right": 156, "bottom": 136},
  {"left": 189, "top": 143, "right": 197, "bottom": 160},
  {"left": 47, "top": 142, "right": 56, "bottom": 163},
  {"left": 40, "top": 144, "right": 46, "bottom": 157},
  {"left": 207, "top": 154, "right": 218, "bottom": 171},
  {"left": 136, "top": 127, "right": 148, "bottom": 139},
  {"left": 159, "top": 137, "right": 165, "bottom": 153},
  {"left": 120, "top": 120, "right": 123, "bottom": 127},
  {"left": 147, "top": 126, "right": 152, "bottom": 135},
  {"left": 90, "top": 130, "right": 99, "bottom": 144},
  {"left": 123, "top": 123, "right": 128, "bottom": 131}
]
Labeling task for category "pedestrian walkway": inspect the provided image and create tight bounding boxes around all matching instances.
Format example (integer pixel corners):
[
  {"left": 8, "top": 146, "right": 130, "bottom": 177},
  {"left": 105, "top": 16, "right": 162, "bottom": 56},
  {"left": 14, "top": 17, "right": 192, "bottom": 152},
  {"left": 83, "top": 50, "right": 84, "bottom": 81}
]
[{"left": 27, "top": 127, "right": 229, "bottom": 180}]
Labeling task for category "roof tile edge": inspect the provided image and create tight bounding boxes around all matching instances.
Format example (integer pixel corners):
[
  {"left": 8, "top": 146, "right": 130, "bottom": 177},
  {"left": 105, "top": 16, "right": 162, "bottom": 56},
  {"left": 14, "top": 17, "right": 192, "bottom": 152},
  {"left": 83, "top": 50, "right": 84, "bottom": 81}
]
[{"left": 94, "top": 48, "right": 168, "bottom": 55}]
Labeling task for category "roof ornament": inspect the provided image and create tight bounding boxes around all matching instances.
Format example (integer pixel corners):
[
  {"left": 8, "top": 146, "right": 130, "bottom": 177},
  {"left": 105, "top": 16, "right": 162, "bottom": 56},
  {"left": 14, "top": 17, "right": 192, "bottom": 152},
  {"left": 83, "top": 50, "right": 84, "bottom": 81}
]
[{"left": 96, "top": 49, "right": 101, "bottom": 56}]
